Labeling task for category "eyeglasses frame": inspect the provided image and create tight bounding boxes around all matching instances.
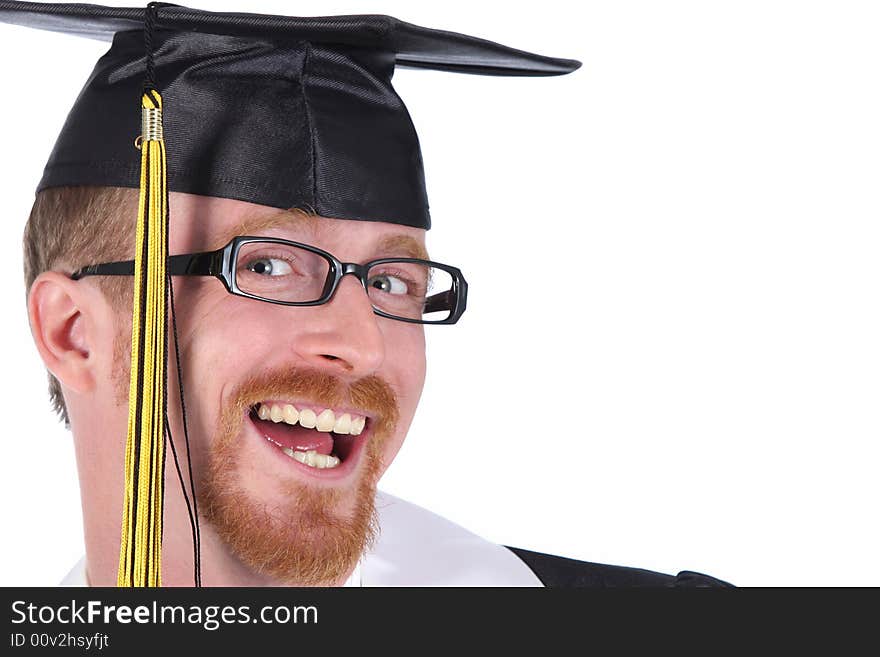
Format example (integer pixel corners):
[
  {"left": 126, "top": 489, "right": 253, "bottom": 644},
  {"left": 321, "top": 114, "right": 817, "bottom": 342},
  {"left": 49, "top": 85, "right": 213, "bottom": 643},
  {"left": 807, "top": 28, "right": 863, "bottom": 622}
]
[{"left": 70, "top": 235, "right": 468, "bottom": 325}]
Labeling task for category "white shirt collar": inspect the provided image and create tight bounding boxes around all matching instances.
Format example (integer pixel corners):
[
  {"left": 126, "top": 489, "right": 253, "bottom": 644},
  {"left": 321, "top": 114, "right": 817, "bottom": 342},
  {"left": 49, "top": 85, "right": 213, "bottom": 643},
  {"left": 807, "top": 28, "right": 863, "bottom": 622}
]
[{"left": 61, "top": 491, "right": 541, "bottom": 587}]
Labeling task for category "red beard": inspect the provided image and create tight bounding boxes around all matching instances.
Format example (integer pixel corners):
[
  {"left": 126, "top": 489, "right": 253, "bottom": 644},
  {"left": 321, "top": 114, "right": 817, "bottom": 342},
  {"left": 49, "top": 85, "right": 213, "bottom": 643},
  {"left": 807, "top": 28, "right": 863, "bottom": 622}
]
[{"left": 199, "top": 367, "right": 398, "bottom": 585}]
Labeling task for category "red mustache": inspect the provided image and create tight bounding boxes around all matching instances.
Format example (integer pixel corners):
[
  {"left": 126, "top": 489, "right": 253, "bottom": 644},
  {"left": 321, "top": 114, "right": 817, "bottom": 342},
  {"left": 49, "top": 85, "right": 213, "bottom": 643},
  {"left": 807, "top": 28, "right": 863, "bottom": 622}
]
[{"left": 220, "top": 367, "right": 400, "bottom": 443}]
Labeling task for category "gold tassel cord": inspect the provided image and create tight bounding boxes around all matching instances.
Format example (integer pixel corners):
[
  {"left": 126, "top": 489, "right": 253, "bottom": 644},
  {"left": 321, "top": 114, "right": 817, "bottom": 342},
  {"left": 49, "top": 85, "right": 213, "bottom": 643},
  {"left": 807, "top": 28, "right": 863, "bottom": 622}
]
[{"left": 117, "top": 88, "right": 168, "bottom": 587}]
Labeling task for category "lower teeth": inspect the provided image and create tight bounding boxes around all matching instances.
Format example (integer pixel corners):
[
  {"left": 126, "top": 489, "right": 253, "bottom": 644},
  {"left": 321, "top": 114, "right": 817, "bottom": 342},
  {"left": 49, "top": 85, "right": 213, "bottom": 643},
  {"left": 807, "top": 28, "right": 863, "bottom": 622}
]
[{"left": 281, "top": 447, "right": 340, "bottom": 469}]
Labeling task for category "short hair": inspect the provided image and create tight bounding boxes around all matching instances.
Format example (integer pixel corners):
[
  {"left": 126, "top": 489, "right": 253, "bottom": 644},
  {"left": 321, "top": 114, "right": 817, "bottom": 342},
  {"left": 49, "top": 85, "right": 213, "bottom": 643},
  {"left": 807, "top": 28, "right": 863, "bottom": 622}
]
[{"left": 23, "top": 186, "right": 138, "bottom": 425}]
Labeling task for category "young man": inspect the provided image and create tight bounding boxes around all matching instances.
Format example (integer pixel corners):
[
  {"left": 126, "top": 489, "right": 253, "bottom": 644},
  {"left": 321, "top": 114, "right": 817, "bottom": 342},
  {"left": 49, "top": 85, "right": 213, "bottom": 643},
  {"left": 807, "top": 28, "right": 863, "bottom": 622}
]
[{"left": 7, "top": 1, "right": 728, "bottom": 586}]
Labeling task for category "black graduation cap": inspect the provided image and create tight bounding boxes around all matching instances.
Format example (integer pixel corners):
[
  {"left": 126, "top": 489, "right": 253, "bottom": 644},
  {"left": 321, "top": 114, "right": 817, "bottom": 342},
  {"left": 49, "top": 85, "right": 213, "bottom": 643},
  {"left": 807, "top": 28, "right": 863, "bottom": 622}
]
[
  {"left": 0, "top": 0, "right": 579, "bottom": 587},
  {"left": 0, "top": 1, "right": 580, "bottom": 229}
]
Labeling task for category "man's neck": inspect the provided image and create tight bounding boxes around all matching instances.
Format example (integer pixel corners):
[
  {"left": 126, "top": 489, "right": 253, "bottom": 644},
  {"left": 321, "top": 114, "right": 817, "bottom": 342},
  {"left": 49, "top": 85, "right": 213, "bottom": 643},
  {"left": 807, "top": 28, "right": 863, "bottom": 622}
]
[
  {"left": 84, "top": 525, "right": 361, "bottom": 587},
  {"left": 81, "top": 474, "right": 361, "bottom": 587}
]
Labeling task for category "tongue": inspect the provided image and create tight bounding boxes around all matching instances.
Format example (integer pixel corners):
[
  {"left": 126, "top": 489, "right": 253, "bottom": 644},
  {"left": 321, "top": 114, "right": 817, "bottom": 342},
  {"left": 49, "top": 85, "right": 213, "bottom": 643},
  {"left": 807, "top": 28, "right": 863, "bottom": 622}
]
[{"left": 253, "top": 416, "right": 334, "bottom": 455}]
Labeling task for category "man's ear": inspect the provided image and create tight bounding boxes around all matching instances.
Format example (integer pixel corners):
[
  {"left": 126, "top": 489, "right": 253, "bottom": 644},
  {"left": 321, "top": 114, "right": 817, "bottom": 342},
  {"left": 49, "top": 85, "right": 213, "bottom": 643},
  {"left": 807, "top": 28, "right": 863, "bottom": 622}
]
[{"left": 28, "top": 271, "right": 109, "bottom": 394}]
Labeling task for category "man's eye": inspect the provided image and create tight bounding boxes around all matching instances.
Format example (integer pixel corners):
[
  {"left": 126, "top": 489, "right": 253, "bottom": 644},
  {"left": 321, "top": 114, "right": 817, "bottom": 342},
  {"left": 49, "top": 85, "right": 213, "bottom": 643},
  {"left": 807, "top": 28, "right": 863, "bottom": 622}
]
[
  {"left": 368, "top": 274, "right": 409, "bottom": 295},
  {"left": 245, "top": 257, "right": 293, "bottom": 276}
]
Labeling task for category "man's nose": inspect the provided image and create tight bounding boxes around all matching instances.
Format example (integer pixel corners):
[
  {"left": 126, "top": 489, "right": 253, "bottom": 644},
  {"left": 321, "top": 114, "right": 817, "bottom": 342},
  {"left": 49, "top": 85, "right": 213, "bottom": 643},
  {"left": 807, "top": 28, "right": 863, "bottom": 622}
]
[{"left": 290, "top": 274, "right": 385, "bottom": 377}]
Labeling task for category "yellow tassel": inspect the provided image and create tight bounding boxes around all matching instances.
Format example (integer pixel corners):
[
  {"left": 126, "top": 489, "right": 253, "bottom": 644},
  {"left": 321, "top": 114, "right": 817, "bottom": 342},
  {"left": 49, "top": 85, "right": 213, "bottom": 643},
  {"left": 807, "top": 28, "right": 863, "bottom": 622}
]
[{"left": 117, "top": 89, "right": 168, "bottom": 587}]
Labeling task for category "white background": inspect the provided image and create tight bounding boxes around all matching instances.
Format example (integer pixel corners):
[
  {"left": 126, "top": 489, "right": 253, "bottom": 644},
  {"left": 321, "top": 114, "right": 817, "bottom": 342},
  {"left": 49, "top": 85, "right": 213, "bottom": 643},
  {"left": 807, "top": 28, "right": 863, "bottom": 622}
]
[{"left": 1, "top": 0, "right": 878, "bottom": 587}]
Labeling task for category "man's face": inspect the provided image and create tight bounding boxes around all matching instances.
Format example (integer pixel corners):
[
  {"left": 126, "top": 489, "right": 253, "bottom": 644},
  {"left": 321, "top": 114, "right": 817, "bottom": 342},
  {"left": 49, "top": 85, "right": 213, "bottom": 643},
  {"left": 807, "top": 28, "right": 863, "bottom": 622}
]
[{"left": 159, "top": 193, "right": 427, "bottom": 584}]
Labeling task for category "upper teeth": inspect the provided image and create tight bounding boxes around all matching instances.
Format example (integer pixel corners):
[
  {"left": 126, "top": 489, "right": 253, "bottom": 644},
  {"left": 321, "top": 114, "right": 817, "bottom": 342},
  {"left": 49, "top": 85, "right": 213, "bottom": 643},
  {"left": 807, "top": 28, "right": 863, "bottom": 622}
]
[{"left": 256, "top": 403, "right": 366, "bottom": 435}]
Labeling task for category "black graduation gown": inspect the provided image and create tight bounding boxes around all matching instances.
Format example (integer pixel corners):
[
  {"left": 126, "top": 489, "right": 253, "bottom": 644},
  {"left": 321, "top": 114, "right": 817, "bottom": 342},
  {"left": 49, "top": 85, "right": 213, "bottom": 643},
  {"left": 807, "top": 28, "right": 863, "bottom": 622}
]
[{"left": 506, "top": 547, "right": 733, "bottom": 588}]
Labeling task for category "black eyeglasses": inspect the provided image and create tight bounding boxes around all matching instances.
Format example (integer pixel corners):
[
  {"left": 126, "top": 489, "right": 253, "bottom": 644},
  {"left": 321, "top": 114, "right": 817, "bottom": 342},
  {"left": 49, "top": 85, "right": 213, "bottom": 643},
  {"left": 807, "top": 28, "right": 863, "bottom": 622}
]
[{"left": 71, "top": 236, "right": 468, "bottom": 325}]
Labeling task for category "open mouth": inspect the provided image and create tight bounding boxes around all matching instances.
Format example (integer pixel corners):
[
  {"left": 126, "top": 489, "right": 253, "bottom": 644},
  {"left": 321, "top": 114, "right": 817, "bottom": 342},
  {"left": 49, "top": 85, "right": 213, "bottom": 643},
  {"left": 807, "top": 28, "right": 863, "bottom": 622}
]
[{"left": 248, "top": 401, "right": 370, "bottom": 471}]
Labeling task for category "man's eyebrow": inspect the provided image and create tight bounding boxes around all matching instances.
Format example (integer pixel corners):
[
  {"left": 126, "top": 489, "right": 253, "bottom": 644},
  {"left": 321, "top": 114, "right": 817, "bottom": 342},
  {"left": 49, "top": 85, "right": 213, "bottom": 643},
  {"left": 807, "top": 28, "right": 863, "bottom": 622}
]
[
  {"left": 210, "top": 208, "right": 317, "bottom": 250},
  {"left": 375, "top": 234, "right": 430, "bottom": 261},
  {"left": 209, "top": 212, "right": 429, "bottom": 261}
]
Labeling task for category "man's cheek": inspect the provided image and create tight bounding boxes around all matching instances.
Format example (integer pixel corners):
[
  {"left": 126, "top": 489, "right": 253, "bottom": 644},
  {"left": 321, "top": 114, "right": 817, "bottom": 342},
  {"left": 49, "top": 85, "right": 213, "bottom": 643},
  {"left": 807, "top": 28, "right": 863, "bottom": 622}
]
[{"left": 182, "top": 327, "right": 260, "bottom": 471}]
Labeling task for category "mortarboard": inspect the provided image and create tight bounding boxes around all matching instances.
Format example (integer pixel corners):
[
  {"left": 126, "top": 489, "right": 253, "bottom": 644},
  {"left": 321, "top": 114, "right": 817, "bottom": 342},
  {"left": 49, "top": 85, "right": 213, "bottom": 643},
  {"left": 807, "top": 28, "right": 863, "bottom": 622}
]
[
  {"left": 0, "top": 1, "right": 580, "bottom": 586},
  {"left": 0, "top": 1, "right": 581, "bottom": 228}
]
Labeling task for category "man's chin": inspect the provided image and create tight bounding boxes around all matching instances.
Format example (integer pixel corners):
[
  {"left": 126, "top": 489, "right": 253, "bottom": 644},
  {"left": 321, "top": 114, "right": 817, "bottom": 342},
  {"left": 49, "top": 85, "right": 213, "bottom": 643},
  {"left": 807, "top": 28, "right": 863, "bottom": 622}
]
[
  {"left": 199, "top": 440, "right": 378, "bottom": 586},
  {"left": 195, "top": 367, "right": 398, "bottom": 585},
  {"left": 199, "top": 428, "right": 384, "bottom": 586},
  {"left": 200, "top": 457, "right": 380, "bottom": 585}
]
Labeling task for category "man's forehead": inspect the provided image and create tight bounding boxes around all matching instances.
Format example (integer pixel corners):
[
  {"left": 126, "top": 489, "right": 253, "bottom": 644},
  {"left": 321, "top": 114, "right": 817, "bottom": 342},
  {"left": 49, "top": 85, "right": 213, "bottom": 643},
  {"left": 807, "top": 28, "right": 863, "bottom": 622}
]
[{"left": 176, "top": 194, "right": 429, "bottom": 260}]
